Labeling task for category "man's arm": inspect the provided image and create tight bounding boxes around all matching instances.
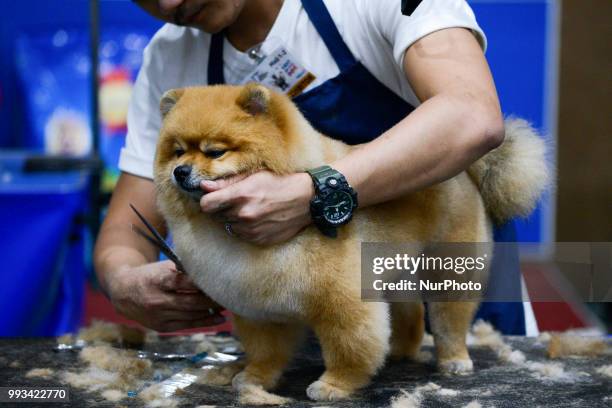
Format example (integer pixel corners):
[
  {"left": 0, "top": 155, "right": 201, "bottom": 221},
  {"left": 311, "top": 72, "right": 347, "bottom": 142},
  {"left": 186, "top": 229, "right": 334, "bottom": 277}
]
[
  {"left": 94, "top": 172, "right": 224, "bottom": 331},
  {"left": 332, "top": 27, "right": 505, "bottom": 206}
]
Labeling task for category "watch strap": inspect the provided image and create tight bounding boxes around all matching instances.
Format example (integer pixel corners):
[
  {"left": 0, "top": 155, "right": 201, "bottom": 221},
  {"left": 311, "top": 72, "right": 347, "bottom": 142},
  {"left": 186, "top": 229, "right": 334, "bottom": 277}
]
[
  {"left": 306, "top": 165, "right": 335, "bottom": 192},
  {"left": 315, "top": 223, "right": 338, "bottom": 238}
]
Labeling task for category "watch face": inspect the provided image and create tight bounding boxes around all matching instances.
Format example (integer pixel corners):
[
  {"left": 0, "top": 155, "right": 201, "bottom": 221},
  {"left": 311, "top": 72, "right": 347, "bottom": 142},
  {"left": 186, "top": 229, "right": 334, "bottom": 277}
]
[{"left": 322, "top": 190, "right": 354, "bottom": 225}]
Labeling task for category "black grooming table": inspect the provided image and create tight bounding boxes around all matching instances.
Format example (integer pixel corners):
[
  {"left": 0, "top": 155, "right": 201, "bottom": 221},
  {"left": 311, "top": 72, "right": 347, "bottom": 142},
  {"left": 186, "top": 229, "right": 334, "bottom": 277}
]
[{"left": 0, "top": 336, "right": 610, "bottom": 407}]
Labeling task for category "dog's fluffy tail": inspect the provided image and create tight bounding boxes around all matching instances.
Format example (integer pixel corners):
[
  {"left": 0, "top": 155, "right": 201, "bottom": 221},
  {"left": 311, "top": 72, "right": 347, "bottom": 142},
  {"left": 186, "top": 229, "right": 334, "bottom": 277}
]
[{"left": 468, "top": 117, "right": 550, "bottom": 224}]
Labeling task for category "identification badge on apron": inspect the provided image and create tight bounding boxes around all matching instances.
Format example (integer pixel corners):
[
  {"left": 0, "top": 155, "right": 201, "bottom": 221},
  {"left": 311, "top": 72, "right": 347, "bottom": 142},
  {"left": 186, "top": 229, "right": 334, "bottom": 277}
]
[{"left": 240, "top": 45, "right": 315, "bottom": 98}]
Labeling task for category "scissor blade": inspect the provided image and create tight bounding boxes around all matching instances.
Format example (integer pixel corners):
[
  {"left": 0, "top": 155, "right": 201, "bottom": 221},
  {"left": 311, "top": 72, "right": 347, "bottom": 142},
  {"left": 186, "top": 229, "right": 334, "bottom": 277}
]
[
  {"left": 131, "top": 224, "right": 185, "bottom": 271},
  {"left": 129, "top": 204, "right": 187, "bottom": 272},
  {"left": 129, "top": 204, "right": 168, "bottom": 248},
  {"left": 131, "top": 223, "right": 161, "bottom": 249}
]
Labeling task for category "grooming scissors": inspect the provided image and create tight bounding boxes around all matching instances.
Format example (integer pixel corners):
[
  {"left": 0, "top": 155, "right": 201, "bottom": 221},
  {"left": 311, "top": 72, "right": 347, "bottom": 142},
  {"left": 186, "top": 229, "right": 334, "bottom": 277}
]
[{"left": 130, "top": 203, "right": 186, "bottom": 273}]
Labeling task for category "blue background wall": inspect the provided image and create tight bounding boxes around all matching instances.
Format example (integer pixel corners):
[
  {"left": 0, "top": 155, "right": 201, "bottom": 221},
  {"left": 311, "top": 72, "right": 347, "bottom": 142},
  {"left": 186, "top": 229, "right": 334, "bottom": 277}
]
[{"left": 473, "top": 0, "right": 557, "bottom": 245}]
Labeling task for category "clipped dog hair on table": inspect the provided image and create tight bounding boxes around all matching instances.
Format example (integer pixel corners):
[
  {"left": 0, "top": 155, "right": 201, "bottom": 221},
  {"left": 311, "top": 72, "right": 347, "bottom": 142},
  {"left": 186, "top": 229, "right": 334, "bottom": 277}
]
[
  {"left": 75, "top": 320, "right": 150, "bottom": 346},
  {"left": 595, "top": 365, "right": 612, "bottom": 378},
  {"left": 547, "top": 333, "right": 608, "bottom": 359},
  {"left": 25, "top": 368, "right": 54, "bottom": 379}
]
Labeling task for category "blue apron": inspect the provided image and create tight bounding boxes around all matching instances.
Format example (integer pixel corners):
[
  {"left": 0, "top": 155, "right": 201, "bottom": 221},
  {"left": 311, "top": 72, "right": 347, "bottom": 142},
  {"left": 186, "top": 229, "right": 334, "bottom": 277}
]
[{"left": 208, "top": 0, "right": 525, "bottom": 335}]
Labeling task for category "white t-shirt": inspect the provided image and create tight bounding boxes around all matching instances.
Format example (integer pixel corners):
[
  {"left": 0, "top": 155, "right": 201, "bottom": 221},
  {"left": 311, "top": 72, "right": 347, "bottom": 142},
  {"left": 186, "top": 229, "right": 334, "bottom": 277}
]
[{"left": 119, "top": 0, "right": 486, "bottom": 179}]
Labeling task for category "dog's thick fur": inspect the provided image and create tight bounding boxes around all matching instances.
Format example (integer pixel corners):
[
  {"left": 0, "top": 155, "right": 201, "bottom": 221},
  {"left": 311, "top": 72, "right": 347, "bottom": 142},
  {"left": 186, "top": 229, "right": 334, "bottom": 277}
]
[{"left": 153, "top": 84, "right": 548, "bottom": 403}]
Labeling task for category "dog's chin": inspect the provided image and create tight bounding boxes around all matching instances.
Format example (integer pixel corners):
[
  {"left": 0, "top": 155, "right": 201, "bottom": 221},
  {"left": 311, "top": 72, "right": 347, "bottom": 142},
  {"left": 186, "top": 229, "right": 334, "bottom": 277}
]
[
  {"left": 178, "top": 179, "right": 208, "bottom": 201},
  {"left": 180, "top": 186, "right": 205, "bottom": 202},
  {"left": 170, "top": 178, "right": 205, "bottom": 202}
]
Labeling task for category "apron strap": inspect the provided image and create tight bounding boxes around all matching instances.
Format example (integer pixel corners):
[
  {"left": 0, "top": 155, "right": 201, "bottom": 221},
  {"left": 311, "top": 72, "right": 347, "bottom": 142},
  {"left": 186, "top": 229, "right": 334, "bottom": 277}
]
[
  {"left": 300, "top": 0, "right": 357, "bottom": 72},
  {"left": 208, "top": 32, "right": 225, "bottom": 85}
]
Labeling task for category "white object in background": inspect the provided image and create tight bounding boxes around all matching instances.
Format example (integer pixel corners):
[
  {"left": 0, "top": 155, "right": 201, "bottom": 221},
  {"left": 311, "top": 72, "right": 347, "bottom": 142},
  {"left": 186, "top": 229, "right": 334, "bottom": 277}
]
[{"left": 44, "top": 108, "right": 91, "bottom": 156}]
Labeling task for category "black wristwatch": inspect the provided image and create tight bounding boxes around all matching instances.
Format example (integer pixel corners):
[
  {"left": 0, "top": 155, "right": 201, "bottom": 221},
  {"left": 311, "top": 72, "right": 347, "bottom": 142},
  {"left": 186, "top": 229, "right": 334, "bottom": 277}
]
[{"left": 306, "top": 165, "right": 358, "bottom": 238}]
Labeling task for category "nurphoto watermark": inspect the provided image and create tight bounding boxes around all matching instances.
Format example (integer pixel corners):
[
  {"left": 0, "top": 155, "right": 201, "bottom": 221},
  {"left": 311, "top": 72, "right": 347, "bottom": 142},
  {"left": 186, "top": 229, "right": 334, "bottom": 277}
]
[{"left": 361, "top": 242, "right": 612, "bottom": 302}]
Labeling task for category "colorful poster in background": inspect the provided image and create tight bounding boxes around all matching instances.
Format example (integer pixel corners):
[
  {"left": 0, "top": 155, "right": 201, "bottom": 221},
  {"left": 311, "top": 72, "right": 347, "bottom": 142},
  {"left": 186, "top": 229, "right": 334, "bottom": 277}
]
[{"left": 15, "top": 28, "right": 149, "bottom": 191}]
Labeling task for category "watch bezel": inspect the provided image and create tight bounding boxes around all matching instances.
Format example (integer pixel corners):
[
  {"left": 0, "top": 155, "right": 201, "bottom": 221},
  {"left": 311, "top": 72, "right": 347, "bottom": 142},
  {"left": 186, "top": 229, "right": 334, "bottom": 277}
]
[{"left": 321, "top": 190, "right": 355, "bottom": 225}]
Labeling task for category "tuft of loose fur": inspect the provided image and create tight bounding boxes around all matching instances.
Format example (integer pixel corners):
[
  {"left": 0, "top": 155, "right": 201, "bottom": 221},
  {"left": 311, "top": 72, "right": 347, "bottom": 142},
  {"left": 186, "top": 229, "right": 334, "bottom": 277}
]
[
  {"left": 389, "top": 383, "right": 460, "bottom": 408},
  {"left": 547, "top": 333, "right": 608, "bottom": 359},
  {"left": 595, "top": 365, "right": 612, "bottom": 378},
  {"left": 468, "top": 117, "right": 550, "bottom": 224},
  {"left": 25, "top": 368, "right": 54, "bottom": 379},
  {"left": 100, "top": 389, "right": 124, "bottom": 402},
  {"left": 76, "top": 319, "right": 148, "bottom": 346}
]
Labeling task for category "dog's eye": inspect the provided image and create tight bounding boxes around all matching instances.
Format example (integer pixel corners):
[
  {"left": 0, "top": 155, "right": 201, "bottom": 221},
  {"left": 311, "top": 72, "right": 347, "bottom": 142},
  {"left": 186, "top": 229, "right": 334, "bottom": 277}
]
[
  {"left": 175, "top": 148, "right": 185, "bottom": 157},
  {"left": 205, "top": 150, "right": 226, "bottom": 159}
]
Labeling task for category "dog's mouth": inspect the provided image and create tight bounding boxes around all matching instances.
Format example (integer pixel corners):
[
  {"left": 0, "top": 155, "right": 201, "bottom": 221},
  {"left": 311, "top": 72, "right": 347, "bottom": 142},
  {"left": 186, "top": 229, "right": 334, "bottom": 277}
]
[
  {"left": 171, "top": 167, "right": 232, "bottom": 202},
  {"left": 176, "top": 183, "right": 204, "bottom": 201},
  {"left": 179, "top": 182, "right": 201, "bottom": 193}
]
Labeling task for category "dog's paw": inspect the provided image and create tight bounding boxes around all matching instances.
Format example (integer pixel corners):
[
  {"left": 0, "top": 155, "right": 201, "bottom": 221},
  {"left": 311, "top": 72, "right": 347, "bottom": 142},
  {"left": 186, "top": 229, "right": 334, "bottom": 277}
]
[
  {"left": 237, "top": 383, "right": 292, "bottom": 406},
  {"left": 197, "top": 363, "right": 242, "bottom": 386},
  {"left": 306, "top": 380, "right": 351, "bottom": 401},
  {"left": 438, "top": 358, "right": 473, "bottom": 375}
]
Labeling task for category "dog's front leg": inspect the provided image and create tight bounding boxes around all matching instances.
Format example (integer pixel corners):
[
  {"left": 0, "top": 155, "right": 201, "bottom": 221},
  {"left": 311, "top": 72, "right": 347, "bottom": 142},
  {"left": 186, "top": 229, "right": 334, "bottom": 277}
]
[
  {"left": 231, "top": 315, "right": 304, "bottom": 405},
  {"left": 307, "top": 301, "right": 390, "bottom": 401}
]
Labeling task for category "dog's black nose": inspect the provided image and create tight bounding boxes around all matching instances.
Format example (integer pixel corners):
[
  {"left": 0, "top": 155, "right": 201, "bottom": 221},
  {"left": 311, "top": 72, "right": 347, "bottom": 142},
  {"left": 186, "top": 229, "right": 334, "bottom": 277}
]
[{"left": 173, "top": 165, "right": 191, "bottom": 183}]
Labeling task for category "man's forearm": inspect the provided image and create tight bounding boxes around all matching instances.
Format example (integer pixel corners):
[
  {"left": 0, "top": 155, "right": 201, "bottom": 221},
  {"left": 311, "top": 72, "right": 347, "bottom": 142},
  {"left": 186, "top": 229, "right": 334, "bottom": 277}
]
[{"left": 332, "top": 93, "right": 504, "bottom": 208}]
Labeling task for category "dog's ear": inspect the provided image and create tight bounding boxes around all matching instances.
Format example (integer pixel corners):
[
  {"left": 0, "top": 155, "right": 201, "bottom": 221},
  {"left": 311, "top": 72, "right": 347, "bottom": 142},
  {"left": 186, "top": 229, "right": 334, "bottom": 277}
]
[
  {"left": 160, "top": 88, "right": 184, "bottom": 119},
  {"left": 237, "top": 83, "right": 270, "bottom": 116}
]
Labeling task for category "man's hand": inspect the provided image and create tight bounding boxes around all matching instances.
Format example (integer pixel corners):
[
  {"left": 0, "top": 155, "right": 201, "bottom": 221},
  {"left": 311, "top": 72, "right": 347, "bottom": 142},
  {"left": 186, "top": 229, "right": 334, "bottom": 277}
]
[
  {"left": 200, "top": 171, "right": 314, "bottom": 245},
  {"left": 106, "top": 260, "right": 225, "bottom": 332}
]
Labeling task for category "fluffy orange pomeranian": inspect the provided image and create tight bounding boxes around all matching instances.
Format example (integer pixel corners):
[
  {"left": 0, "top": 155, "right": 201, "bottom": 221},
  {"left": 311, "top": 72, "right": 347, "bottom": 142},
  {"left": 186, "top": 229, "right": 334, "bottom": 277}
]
[{"left": 153, "top": 84, "right": 548, "bottom": 403}]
